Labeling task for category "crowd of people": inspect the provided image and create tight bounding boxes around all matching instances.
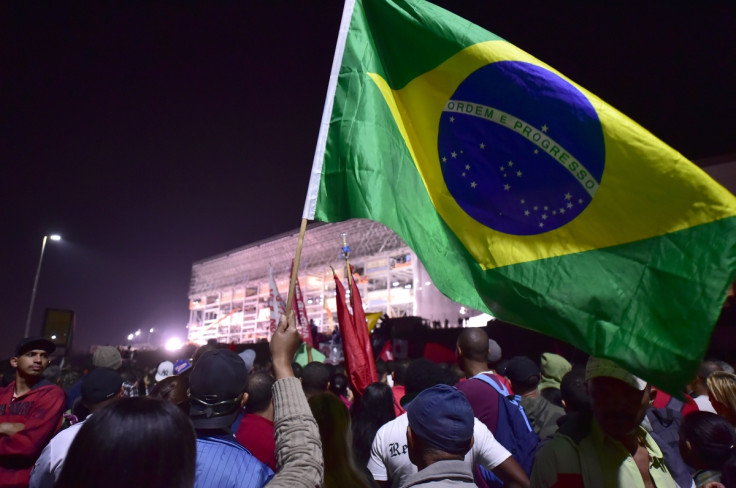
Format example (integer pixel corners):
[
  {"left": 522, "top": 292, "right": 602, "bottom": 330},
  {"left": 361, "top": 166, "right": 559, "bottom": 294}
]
[{"left": 1, "top": 316, "right": 736, "bottom": 488}]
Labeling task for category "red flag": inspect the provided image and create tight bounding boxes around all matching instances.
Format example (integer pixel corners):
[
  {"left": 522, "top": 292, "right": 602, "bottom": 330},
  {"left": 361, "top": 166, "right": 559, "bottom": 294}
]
[
  {"left": 291, "top": 260, "right": 315, "bottom": 346},
  {"left": 333, "top": 267, "right": 378, "bottom": 396},
  {"left": 378, "top": 340, "right": 394, "bottom": 362}
]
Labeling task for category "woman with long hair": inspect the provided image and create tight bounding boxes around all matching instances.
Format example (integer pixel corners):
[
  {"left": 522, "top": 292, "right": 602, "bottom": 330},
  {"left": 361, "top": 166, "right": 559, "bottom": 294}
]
[
  {"left": 351, "top": 381, "right": 396, "bottom": 469},
  {"left": 56, "top": 396, "right": 196, "bottom": 488},
  {"left": 679, "top": 411, "right": 736, "bottom": 488},
  {"left": 708, "top": 371, "right": 736, "bottom": 427},
  {"left": 309, "top": 392, "right": 374, "bottom": 488}
]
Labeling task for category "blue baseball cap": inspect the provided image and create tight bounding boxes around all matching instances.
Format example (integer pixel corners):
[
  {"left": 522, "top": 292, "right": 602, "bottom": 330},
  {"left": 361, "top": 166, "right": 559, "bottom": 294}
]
[{"left": 406, "top": 384, "right": 474, "bottom": 454}]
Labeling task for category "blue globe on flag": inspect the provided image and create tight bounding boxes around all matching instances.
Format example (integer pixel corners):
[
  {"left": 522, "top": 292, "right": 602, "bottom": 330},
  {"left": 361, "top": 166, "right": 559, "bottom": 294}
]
[{"left": 438, "top": 61, "right": 606, "bottom": 236}]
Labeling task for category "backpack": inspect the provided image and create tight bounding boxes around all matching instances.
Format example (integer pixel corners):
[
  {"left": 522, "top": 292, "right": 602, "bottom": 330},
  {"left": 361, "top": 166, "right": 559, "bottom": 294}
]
[
  {"left": 645, "top": 407, "right": 694, "bottom": 488},
  {"left": 472, "top": 374, "right": 540, "bottom": 487}
]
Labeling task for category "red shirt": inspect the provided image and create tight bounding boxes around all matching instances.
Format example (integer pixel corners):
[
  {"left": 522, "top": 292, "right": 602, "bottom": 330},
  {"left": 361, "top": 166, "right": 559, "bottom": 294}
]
[{"left": 234, "top": 413, "right": 276, "bottom": 471}]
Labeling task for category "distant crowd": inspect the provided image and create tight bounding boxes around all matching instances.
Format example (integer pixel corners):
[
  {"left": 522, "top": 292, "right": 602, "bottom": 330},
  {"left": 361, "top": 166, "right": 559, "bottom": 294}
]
[{"left": 1, "top": 313, "right": 736, "bottom": 488}]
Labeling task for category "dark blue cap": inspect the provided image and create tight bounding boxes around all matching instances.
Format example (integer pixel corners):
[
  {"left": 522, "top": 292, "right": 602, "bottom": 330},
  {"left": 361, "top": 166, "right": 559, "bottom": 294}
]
[{"left": 407, "top": 384, "right": 474, "bottom": 454}]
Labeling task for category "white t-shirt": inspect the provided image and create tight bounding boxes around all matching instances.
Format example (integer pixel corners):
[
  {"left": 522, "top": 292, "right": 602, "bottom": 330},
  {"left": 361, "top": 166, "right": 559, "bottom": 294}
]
[
  {"left": 29, "top": 417, "right": 88, "bottom": 488},
  {"left": 367, "top": 413, "right": 511, "bottom": 487},
  {"left": 693, "top": 394, "right": 717, "bottom": 413}
]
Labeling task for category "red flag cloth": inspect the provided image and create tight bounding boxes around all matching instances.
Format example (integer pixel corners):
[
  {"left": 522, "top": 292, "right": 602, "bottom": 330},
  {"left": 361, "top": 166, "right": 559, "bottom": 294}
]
[
  {"left": 333, "top": 267, "right": 378, "bottom": 396},
  {"left": 290, "top": 260, "right": 315, "bottom": 346},
  {"left": 378, "top": 340, "right": 394, "bottom": 362}
]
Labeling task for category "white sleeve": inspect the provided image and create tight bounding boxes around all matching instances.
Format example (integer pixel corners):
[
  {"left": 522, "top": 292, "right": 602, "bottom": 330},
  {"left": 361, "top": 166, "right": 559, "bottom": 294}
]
[
  {"left": 469, "top": 417, "right": 511, "bottom": 469},
  {"left": 367, "top": 424, "right": 389, "bottom": 481},
  {"left": 28, "top": 444, "right": 55, "bottom": 488}
]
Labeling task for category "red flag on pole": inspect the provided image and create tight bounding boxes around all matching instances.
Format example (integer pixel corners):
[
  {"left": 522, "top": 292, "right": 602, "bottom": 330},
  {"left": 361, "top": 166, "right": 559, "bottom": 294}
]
[{"left": 333, "top": 267, "right": 377, "bottom": 396}]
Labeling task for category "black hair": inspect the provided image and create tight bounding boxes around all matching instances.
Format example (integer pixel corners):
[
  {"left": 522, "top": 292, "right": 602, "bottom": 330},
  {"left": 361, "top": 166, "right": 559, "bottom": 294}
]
[
  {"left": 375, "top": 359, "right": 388, "bottom": 377},
  {"left": 246, "top": 371, "right": 275, "bottom": 414},
  {"left": 680, "top": 410, "right": 736, "bottom": 485},
  {"left": 302, "top": 362, "right": 332, "bottom": 393},
  {"left": 392, "top": 359, "right": 411, "bottom": 386},
  {"left": 329, "top": 373, "right": 349, "bottom": 398},
  {"left": 148, "top": 375, "right": 190, "bottom": 414},
  {"left": 292, "top": 362, "right": 303, "bottom": 379},
  {"left": 404, "top": 358, "right": 448, "bottom": 396},
  {"left": 56, "top": 397, "right": 196, "bottom": 488},
  {"left": 560, "top": 367, "right": 591, "bottom": 413},
  {"left": 351, "top": 381, "right": 396, "bottom": 467}
]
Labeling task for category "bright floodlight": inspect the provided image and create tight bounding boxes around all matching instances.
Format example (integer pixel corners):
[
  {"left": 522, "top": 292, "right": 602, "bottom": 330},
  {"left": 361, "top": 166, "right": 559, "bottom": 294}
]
[
  {"left": 127, "top": 333, "right": 134, "bottom": 341},
  {"left": 149, "top": 328, "right": 154, "bottom": 333},
  {"left": 165, "top": 338, "right": 183, "bottom": 351},
  {"left": 49, "top": 235, "right": 61, "bottom": 241},
  {"left": 135, "top": 330, "right": 141, "bottom": 336}
]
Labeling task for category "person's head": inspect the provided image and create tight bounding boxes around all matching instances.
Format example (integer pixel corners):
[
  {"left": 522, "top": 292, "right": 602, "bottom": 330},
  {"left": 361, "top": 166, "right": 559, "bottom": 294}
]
[
  {"left": 406, "top": 384, "right": 475, "bottom": 470},
  {"left": 585, "top": 357, "right": 652, "bottom": 440},
  {"left": 328, "top": 373, "right": 349, "bottom": 398},
  {"left": 505, "top": 356, "right": 541, "bottom": 395},
  {"left": 238, "top": 349, "right": 256, "bottom": 374},
  {"left": 155, "top": 361, "right": 174, "bottom": 383},
  {"left": 149, "top": 374, "right": 190, "bottom": 414},
  {"left": 392, "top": 359, "right": 411, "bottom": 387},
  {"left": 352, "top": 381, "right": 394, "bottom": 421},
  {"left": 487, "top": 339, "right": 502, "bottom": 366},
  {"left": 245, "top": 371, "right": 275, "bottom": 416},
  {"left": 560, "top": 366, "right": 591, "bottom": 414},
  {"left": 11, "top": 337, "right": 55, "bottom": 384},
  {"left": 302, "top": 362, "right": 332, "bottom": 397},
  {"left": 707, "top": 371, "right": 736, "bottom": 426},
  {"left": 173, "top": 359, "right": 192, "bottom": 376},
  {"left": 82, "top": 367, "right": 123, "bottom": 412},
  {"left": 43, "top": 364, "right": 61, "bottom": 384},
  {"left": 191, "top": 343, "right": 218, "bottom": 365},
  {"left": 59, "top": 369, "right": 80, "bottom": 391},
  {"left": 351, "top": 381, "right": 396, "bottom": 465},
  {"left": 56, "top": 397, "right": 196, "bottom": 488},
  {"left": 309, "top": 392, "right": 371, "bottom": 488},
  {"left": 288, "top": 362, "right": 302, "bottom": 379},
  {"left": 188, "top": 349, "right": 248, "bottom": 430},
  {"left": 689, "top": 360, "right": 723, "bottom": 397},
  {"left": 401, "top": 358, "right": 449, "bottom": 407},
  {"left": 456, "top": 328, "right": 489, "bottom": 371},
  {"left": 375, "top": 359, "right": 389, "bottom": 383},
  {"left": 539, "top": 353, "right": 572, "bottom": 391},
  {"left": 679, "top": 411, "right": 736, "bottom": 477},
  {"left": 92, "top": 346, "right": 122, "bottom": 371}
]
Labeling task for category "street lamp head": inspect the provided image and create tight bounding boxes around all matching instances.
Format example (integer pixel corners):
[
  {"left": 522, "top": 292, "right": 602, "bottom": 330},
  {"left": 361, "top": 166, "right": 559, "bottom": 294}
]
[{"left": 49, "top": 234, "right": 62, "bottom": 241}]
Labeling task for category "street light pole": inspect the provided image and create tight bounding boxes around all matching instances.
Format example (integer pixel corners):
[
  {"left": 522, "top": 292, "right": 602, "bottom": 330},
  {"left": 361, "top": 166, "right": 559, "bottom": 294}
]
[{"left": 24, "top": 234, "right": 61, "bottom": 338}]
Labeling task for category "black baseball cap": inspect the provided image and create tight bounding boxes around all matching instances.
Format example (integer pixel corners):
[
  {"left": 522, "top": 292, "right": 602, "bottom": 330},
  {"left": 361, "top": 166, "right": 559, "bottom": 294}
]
[
  {"left": 15, "top": 337, "right": 56, "bottom": 357},
  {"left": 188, "top": 349, "right": 248, "bottom": 429},
  {"left": 82, "top": 368, "right": 123, "bottom": 405}
]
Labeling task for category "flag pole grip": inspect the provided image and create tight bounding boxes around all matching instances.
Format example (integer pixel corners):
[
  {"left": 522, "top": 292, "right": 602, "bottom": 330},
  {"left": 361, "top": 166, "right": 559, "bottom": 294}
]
[{"left": 286, "top": 218, "right": 309, "bottom": 321}]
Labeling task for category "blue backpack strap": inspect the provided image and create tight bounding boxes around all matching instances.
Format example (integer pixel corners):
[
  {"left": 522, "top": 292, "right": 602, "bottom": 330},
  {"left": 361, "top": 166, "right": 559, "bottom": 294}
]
[
  {"left": 472, "top": 372, "right": 510, "bottom": 396},
  {"left": 472, "top": 373, "right": 533, "bottom": 432}
]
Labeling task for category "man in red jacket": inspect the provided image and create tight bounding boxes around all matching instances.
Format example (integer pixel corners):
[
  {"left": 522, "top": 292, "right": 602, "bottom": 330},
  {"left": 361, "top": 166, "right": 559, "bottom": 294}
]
[{"left": 0, "top": 337, "right": 64, "bottom": 488}]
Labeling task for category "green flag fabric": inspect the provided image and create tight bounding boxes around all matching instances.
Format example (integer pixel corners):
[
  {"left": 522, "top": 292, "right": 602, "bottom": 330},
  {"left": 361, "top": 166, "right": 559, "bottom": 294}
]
[{"left": 303, "top": 0, "right": 736, "bottom": 393}]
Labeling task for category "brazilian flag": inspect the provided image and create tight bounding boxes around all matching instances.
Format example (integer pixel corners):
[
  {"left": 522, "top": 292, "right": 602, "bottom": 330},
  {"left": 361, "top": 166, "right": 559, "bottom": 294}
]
[{"left": 303, "top": 0, "right": 736, "bottom": 393}]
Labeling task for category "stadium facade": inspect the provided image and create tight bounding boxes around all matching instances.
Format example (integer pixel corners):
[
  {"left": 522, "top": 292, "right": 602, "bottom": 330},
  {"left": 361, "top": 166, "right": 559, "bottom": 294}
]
[{"left": 187, "top": 219, "right": 478, "bottom": 345}]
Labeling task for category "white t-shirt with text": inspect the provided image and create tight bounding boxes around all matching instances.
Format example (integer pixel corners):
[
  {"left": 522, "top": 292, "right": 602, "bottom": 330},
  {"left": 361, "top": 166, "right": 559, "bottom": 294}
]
[{"left": 367, "top": 413, "right": 511, "bottom": 487}]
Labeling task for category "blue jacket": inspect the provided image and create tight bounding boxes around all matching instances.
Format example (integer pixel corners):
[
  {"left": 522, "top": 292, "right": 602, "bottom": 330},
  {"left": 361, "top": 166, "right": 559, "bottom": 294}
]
[{"left": 194, "top": 434, "right": 274, "bottom": 488}]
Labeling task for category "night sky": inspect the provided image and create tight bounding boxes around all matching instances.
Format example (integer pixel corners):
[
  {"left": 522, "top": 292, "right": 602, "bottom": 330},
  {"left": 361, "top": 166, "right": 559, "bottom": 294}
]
[{"left": 3, "top": 2, "right": 735, "bottom": 359}]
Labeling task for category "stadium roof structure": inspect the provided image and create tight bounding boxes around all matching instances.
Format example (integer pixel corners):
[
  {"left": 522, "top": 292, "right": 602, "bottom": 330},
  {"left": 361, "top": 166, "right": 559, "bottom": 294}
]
[{"left": 189, "top": 219, "right": 410, "bottom": 297}]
